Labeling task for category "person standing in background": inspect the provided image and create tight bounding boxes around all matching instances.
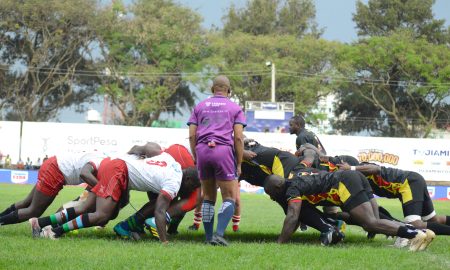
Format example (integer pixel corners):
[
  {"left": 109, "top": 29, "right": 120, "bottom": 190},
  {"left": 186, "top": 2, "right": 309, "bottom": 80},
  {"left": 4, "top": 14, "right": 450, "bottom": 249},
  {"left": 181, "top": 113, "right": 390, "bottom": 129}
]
[
  {"left": 5, "top": 154, "right": 11, "bottom": 169},
  {"left": 289, "top": 115, "right": 327, "bottom": 155},
  {"left": 187, "top": 75, "right": 246, "bottom": 246}
]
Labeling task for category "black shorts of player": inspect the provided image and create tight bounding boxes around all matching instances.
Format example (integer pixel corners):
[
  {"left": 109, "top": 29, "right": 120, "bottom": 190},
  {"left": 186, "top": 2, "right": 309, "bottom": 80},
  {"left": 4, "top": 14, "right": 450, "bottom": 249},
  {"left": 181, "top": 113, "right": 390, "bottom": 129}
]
[
  {"left": 401, "top": 171, "right": 435, "bottom": 217},
  {"left": 337, "top": 171, "right": 375, "bottom": 212}
]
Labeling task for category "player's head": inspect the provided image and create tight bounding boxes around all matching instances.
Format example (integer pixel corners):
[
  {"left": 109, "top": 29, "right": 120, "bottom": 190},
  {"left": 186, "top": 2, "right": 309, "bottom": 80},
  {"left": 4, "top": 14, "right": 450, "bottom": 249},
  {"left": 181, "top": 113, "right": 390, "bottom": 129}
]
[
  {"left": 263, "top": 174, "right": 286, "bottom": 202},
  {"left": 289, "top": 115, "right": 305, "bottom": 134},
  {"left": 211, "top": 75, "right": 231, "bottom": 95},
  {"left": 180, "top": 166, "right": 200, "bottom": 194},
  {"left": 338, "top": 155, "right": 360, "bottom": 166}
]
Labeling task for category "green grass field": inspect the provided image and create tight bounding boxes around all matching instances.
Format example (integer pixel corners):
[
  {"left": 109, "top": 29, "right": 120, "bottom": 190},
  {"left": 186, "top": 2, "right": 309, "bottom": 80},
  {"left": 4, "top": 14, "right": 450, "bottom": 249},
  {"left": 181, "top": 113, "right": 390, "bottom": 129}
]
[{"left": 0, "top": 184, "right": 449, "bottom": 270}]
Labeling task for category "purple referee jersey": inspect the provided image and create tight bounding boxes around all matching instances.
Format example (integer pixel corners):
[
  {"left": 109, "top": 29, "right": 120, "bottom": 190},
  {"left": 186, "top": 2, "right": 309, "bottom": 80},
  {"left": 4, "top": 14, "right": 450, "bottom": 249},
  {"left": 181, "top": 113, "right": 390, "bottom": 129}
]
[{"left": 187, "top": 95, "right": 246, "bottom": 145}]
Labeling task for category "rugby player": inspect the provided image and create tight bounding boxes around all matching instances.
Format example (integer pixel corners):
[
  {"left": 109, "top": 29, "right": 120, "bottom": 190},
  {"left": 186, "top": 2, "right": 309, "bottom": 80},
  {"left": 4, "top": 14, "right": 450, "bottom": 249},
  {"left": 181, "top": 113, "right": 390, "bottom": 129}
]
[
  {"left": 31, "top": 149, "right": 199, "bottom": 244},
  {"left": 339, "top": 163, "right": 450, "bottom": 240},
  {"left": 188, "top": 75, "right": 246, "bottom": 246},
  {"left": 0, "top": 152, "right": 106, "bottom": 227},
  {"left": 238, "top": 139, "right": 345, "bottom": 245},
  {"left": 264, "top": 160, "right": 435, "bottom": 251},
  {"left": 289, "top": 115, "right": 327, "bottom": 155},
  {"left": 113, "top": 144, "right": 200, "bottom": 239}
]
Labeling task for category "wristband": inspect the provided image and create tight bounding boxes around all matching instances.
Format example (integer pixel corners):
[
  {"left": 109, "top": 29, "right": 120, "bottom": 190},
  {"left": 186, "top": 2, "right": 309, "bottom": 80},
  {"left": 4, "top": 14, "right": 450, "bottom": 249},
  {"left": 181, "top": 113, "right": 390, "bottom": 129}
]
[{"left": 350, "top": 166, "right": 356, "bottom": 171}]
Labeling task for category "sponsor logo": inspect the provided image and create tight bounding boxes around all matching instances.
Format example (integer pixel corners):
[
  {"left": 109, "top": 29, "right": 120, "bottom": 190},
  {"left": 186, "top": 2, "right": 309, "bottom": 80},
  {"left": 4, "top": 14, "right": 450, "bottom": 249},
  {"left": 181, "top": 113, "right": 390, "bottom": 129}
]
[
  {"left": 447, "top": 188, "right": 450, "bottom": 200},
  {"left": 427, "top": 187, "right": 435, "bottom": 199},
  {"left": 413, "top": 160, "right": 424, "bottom": 165},
  {"left": 11, "top": 170, "right": 29, "bottom": 184},
  {"left": 205, "top": 101, "right": 226, "bottom": 107},
  {"left": 67, "top": 136, "right": 117, "bottom": 146},
  {"left": 413, "top": 149, "right": 449, "bottom": 157},
  {"left": 357, "top": 149, "right": 399, "bottom": 165}
]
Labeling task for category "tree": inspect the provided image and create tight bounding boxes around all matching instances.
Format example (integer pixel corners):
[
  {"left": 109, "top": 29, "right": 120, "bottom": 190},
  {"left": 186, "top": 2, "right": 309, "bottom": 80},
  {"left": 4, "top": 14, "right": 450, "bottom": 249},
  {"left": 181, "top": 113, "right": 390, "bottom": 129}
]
[
  {"left": 223, "top": 0, "right": 322, "bottom": 38},
  {"left": 353, "top": 0, "right": 449, "bottom": 44},
  {"left": 205, "top": 32, "right": 341, "bottom": 118},
  {"left": 0, "top": 0, "right": 101, "bottom": 121},
  {"left": 95, "top": 0, "right": 206, "bottom": 126},
  {"left": 333, "top": 32, "right": 450, "bottom": 137}
]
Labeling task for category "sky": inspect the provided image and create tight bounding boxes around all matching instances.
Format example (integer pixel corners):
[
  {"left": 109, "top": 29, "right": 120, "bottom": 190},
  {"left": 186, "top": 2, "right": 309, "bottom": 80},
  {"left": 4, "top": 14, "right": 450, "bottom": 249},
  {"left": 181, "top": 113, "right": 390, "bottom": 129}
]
[
  {"left": 54, "top": 0, "right": 450, "bottom": 123},
  {"left": 177, "top": 0, "right": 450, "bottom": 43}
]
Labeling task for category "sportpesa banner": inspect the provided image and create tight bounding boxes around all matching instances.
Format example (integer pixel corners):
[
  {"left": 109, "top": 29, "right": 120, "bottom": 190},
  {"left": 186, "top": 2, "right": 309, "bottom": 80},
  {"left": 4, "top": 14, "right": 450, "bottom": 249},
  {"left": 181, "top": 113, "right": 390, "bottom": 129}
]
[{"left": 0, "top": 121, "right": 449, "bottom": 183}]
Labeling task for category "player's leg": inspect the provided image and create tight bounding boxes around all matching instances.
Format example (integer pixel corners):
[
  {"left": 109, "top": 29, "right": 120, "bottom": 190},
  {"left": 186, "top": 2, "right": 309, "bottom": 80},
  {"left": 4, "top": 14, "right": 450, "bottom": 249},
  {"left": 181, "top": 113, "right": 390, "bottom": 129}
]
[
  {"left": 201, "top": 178, "right": 217, "bottom": 243},
  {"left": 210, "top": 144, "right": 239, "bottom": 245},
  {"left": 348, "top": 196, "right": 430, "bottom": 251},
  {"left": 45, "top": 196, "right": 118, "bottom": 239},
  {"left": 0, "top": 186, "right": 56, "bottom": 226},
  {"left": 114, "top": 192, "right": 158, "bottom": 238},
  {"left": 215, "top": 179, "right": 238, "bottom": 241},
  {"left": 405, "top": 195, "right": 450, "bottom": 235},
  {"left": 232, "top": 182, "right": 241, "bottom": 232},
  {"left": 189, "top": 190, "right": 203, "bottom": 230},
  {"left": 33, "top": 191, "right": 97, "bottom": 232},
  {"left": 402, "top": 178, "right": 450, "bottom": 235},
  {"left": 0, "top": 186, "right": 37, "bottom": 218},
  {"left": 378, "top": 206, "right": 402, "bottom": 222},
  {"left": 166, "top": 188, "right": 200, "bottom": 234},
  {"left": 195, "top": 144, "right": 218, "bottom": 243},
  {"left": 300, "top": 204, "right": 344, "bottom": 246}
]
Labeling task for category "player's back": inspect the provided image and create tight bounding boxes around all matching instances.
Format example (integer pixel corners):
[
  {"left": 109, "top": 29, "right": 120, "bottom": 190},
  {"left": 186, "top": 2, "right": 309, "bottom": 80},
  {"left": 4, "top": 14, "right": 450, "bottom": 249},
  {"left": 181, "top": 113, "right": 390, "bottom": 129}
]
[
  {"left": 190, "top": 96, "right": 245, "bottom": 146},
  {"left": 164, "top": 144, "right": 194, "bottom": 169},
  {"left": 247, "top": 142, "right": 300, "bottom": 178},
  {"left": 124, "top": 152, "right": 182, "bottom": 197},
  {"left": 58, "top": 151, "right": 107, "bottom": 185}
]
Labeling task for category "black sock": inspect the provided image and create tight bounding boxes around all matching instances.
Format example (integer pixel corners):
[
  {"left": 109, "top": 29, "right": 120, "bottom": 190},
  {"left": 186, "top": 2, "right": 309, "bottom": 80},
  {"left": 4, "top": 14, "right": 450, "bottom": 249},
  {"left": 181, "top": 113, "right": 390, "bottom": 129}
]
[
  {"left": 0, "top": 210, "right": 19, "bottom": 225},
  {"left": 446, "top": 216, "right": 450, "bottom": 226},
  {"left": 300, "top": 206, "right": 333, "bottom": 233},
  {"left": 0, "top": 204, "right": 16, "bottom": 217},
  {"left": 397, "top": 225, "right": 418, "bottom": 239},
  {"left": 52, "top": 226, "right": 64, "bottom": 237},
  {"left": 427, "top": 222, "right": 450, "bottom": 235},
  {"left": 38, "top": 207, "right": 78, "bottom": 228},
  {"left": 38, "top": 216, "right": 52, "bottom": 228},
  {"left": 81, "top": 214, "right": 91, "bottom": 228}
]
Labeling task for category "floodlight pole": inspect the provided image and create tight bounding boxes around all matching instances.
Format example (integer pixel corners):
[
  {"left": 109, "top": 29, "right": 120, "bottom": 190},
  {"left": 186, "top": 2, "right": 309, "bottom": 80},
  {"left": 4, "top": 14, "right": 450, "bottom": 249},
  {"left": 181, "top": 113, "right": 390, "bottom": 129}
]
[{"left": 271, "top": 63, "right": 276, "bottom": 102}]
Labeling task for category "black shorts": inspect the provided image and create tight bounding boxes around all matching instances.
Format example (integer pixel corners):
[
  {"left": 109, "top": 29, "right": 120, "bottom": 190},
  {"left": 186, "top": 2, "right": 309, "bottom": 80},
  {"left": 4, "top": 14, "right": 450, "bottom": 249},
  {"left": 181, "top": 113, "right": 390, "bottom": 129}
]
[
  {"left": 336, "top": 171, "right": 374, "bottom": 212},
  {"left": 398, "top": 172, "right": 435, "bottom": 219},
  {"left": 295, "top": 171, "right": 373, "bottom": 210}
]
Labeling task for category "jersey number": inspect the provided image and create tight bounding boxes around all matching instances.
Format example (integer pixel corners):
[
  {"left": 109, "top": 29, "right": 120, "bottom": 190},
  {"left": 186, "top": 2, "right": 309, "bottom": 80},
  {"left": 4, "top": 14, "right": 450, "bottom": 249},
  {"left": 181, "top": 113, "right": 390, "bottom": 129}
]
[{"left": 146, "top": 160, "right": 167, "bottom": 167}]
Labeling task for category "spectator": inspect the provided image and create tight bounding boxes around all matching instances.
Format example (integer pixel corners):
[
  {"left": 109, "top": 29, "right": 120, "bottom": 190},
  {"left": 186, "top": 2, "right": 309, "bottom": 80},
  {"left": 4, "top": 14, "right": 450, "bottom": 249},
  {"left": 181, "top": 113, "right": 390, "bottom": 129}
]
[
  {"left": 34, "top": 157, "right": 42, "bottom": 170},
  {"left": 25, "top": 157, "right": 33, "bottom": 170},
  {"left": 17, "top": 158, "right": 25, "bottom": 170},
  {"left": 5, "top": 154, "right": 12, "bottom": 169}
]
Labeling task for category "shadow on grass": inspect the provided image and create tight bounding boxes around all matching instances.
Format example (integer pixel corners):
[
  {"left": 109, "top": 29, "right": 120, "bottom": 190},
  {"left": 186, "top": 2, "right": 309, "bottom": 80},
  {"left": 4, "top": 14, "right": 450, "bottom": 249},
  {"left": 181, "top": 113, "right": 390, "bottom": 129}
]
[{"left": 64, "top": 228, "right": 392, "bottom": 248}]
